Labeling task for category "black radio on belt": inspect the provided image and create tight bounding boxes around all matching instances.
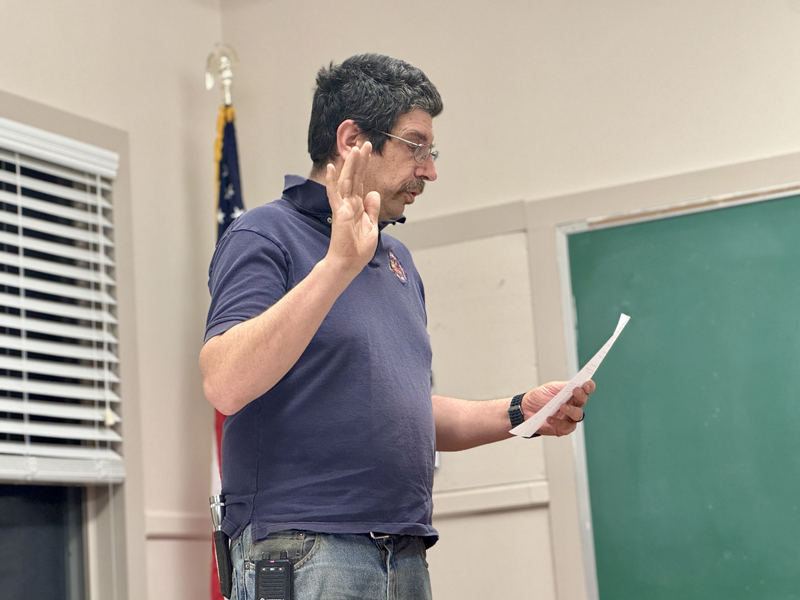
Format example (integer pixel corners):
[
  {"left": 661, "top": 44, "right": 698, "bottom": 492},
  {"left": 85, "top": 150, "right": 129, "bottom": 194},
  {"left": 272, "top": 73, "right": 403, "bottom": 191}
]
[{"left": 255, "top": 551, "right": 293, "bottom": 600}]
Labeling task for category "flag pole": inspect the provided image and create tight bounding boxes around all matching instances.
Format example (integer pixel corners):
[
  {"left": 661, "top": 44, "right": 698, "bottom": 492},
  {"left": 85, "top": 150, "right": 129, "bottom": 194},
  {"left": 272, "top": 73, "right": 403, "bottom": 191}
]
[{"left": 205, "top": 42, "right": 243, "bottom": 600}]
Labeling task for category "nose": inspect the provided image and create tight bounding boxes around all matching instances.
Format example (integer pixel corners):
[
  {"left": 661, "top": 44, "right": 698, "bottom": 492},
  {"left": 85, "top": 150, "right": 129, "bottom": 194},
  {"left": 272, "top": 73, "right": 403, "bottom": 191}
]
[{"left": 415, "top": 155, "right": 438, "bottom": 182}]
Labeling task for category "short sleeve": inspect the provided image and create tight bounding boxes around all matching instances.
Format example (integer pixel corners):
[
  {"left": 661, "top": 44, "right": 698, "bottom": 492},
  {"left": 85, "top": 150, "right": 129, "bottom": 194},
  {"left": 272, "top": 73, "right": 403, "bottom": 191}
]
[{"left": 204, "top": 228, "right": 291, "bottom": 342}]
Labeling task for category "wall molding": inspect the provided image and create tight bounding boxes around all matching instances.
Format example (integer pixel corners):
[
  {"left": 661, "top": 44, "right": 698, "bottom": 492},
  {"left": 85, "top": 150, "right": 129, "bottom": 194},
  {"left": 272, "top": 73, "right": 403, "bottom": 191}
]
[
  {"left": 432, "top": 480, "right": 549, "bottom": 519},
  {"left": 146, "top": 481, "right": 551, "bottom": 537},
  {"left": 392, "top": 200, "right": 527, "bottom": 251},
  {"left": 145, "top": 510, "right": 209, "bottom": 541}
]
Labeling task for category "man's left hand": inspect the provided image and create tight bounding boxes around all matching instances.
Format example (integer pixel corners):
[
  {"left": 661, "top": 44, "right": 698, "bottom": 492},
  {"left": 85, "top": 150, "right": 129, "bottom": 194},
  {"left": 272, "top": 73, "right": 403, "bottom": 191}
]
[{"left": 522, "top": 380, "right": 595, "bottom": 437}]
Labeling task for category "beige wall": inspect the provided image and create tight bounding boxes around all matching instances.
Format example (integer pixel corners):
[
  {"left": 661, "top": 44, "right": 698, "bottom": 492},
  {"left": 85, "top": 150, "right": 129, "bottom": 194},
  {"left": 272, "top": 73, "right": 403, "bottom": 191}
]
[
  {"left": 0, "top": 1, "right": 222, "bottom": 599},
  {"left": 413, "top": 233, "right": 556, "bottom": 599},
  {"left": 220, "top": 2, "right": 800, "bottom": 598},
  {"left": 3, "top": 0, "right": 800, "bottom": 599},
  {"left": 220, "top": 0, "right": 800, "bottom": 220}
]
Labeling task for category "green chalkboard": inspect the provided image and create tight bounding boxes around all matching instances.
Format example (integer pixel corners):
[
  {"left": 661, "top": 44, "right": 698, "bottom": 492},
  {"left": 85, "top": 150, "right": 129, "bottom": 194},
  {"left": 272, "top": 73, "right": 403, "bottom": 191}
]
[{"left": 568, "top": 193, "right": 800, "bottom": 600}]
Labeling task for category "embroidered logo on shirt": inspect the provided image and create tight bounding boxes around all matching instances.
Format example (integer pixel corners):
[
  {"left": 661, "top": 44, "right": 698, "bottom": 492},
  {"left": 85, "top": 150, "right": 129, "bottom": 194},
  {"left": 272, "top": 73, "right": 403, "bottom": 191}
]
[{"left": 388, "top": 250, "right": 408, "bottom": 283}]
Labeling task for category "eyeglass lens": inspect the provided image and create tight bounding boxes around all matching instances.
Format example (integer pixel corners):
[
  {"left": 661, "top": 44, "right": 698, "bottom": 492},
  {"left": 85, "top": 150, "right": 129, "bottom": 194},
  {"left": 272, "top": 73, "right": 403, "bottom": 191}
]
[{"left": 413, "top": 145, "right": 438, "bottom": 163}]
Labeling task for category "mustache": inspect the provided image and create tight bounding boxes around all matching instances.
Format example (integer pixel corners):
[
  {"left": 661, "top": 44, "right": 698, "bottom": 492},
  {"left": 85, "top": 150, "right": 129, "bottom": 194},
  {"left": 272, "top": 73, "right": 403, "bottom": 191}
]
[{"left": 402, "top": 180, "right": 425, "bottom": 194}]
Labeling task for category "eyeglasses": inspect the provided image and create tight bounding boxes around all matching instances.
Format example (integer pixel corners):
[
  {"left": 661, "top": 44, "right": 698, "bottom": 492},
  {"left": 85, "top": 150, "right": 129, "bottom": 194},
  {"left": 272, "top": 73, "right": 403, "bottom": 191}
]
[{"left": 376, "top": 131, "right": 438, "bottom": 164}]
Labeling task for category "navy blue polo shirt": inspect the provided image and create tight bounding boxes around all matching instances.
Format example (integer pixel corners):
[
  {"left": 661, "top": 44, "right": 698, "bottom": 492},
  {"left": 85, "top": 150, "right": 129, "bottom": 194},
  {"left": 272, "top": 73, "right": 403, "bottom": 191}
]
[{"left": 205, "top": 175, "right": 437, "bottom": 544}]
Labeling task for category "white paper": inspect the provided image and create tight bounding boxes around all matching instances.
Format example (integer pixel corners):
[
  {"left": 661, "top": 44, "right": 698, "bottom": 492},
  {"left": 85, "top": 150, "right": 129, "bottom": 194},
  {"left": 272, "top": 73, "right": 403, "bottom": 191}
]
[{"left": 510, "top": 313, "right": 630, "bottom": 438}]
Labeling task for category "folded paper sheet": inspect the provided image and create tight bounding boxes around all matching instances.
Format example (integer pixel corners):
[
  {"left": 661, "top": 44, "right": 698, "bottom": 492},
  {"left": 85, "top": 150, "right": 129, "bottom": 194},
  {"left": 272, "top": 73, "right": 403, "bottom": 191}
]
[{"left": 510, "top": 313, "right": 630, "bottom": 438}]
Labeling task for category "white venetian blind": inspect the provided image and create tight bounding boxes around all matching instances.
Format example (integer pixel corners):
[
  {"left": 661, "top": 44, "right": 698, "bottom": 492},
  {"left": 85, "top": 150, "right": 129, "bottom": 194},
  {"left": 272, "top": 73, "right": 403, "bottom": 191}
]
[{"left": 0, "top": 117, "right": 123, "bottom": 484}]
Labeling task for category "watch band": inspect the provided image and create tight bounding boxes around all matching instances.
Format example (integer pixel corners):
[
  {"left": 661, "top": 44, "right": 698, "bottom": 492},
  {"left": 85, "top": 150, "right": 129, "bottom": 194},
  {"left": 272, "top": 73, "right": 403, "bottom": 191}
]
[{"left": 508, "top": 393, "right": 525, "bottom": 427}]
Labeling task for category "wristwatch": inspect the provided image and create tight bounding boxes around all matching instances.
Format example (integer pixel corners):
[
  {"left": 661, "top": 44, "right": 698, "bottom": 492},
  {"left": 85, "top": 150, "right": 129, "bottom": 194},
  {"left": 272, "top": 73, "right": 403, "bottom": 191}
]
[{"left": 508, "top": 393, "right": 525, "bottom": 427}]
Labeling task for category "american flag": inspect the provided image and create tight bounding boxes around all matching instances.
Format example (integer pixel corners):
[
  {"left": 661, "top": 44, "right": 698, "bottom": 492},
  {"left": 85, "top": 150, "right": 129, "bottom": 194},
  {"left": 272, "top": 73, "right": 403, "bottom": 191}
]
[{"left": 215, "top": 105, "right": 245, "bottom": 237}]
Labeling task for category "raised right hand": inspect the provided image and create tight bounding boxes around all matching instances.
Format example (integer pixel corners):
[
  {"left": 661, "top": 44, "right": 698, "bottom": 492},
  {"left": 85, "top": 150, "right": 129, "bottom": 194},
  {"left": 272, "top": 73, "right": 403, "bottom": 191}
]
[{"left": 324, "top": 142, "right": 381, "bottom": 278}]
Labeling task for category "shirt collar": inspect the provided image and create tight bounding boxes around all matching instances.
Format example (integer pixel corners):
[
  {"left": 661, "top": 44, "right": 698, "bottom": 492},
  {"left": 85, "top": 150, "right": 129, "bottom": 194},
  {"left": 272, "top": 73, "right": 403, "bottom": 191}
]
[{"left": 282, "top": 175, "right": 406, "bottom": 228}]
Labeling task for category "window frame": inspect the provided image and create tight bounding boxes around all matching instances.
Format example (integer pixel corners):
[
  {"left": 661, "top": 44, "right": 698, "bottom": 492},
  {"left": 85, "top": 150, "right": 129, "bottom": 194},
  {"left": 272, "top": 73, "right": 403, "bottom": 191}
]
[{"left": 0, "top": 89, "right": 144, "bottom": 600}]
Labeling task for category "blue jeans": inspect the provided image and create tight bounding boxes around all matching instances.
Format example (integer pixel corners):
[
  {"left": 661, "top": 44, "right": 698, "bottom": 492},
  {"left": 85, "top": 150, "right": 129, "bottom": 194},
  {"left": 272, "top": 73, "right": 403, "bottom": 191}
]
[{"left": 230, "top": 525, "right": 432, "bottom": 600}]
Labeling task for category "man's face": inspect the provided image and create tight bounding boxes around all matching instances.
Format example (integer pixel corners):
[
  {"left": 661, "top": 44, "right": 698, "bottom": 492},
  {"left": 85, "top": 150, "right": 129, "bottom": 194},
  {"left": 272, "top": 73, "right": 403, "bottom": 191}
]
[{"left": 361, "top": 109, "right": 438, "bottom": 222}]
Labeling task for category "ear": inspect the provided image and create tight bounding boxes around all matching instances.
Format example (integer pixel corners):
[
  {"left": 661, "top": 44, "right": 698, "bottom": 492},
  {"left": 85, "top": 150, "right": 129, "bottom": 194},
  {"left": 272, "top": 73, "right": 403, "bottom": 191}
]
[{"left": 335, "top": 120, "right": 367, "bottom": 163}]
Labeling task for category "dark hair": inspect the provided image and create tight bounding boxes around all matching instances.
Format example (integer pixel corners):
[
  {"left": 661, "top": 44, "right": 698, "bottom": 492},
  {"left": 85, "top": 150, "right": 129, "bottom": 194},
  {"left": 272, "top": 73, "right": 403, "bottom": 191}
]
[{"left": 308, "top": 53, "right": 443, "bottom": 169}]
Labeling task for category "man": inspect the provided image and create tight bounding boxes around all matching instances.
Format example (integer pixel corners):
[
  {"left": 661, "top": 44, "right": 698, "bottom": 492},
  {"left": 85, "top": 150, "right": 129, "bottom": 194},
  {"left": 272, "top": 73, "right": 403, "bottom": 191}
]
[{"left": 201, "top": 53, "right": 593, "bottom": 600}]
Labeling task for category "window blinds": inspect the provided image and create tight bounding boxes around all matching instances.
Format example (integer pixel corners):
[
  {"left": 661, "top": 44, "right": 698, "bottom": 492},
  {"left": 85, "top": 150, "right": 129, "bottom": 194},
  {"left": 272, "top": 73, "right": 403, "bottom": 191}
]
[{"left": 0, "top": 117, "right": 122, "bottom": 484}]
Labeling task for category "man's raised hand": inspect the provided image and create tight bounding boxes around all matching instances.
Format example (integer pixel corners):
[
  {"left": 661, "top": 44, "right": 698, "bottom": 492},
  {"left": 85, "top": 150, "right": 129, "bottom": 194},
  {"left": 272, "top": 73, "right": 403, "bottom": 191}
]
[{"left": 325, "top": 142, "right": 381, "bottom": 278}]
